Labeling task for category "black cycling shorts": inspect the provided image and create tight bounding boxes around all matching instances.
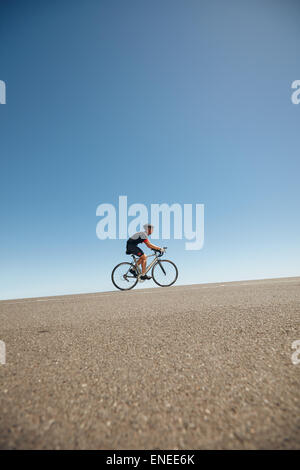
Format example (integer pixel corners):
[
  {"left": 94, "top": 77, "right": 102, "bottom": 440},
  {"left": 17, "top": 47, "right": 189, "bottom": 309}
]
[{"left": 126, "top": 243, "right": 144, "bottom": 257}]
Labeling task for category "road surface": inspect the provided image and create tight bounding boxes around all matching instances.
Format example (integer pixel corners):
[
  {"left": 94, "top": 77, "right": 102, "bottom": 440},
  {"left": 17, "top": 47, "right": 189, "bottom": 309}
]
[{"left": 0, "top": 277, "right": 299, "bottom": 449}]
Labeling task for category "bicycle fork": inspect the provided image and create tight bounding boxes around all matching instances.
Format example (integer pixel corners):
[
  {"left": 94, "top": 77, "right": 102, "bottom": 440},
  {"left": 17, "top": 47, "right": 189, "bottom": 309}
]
[{"left": 156, "top": 259, "right": 167, "bottom": 276}]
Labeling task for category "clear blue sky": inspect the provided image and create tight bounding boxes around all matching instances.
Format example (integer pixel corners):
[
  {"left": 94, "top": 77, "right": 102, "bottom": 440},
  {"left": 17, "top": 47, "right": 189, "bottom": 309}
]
[{"left": 1, "top": 0, "right": 299, "bottom": 299}]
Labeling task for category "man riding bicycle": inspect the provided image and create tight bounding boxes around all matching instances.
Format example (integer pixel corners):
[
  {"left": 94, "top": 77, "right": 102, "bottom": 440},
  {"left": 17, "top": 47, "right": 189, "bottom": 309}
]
[{"left": 126, "top": 224, "right": 164, "bottom": 280}]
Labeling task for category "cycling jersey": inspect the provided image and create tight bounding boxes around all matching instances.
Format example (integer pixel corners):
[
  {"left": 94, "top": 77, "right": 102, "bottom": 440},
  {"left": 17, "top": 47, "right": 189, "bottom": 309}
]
[
  {"left": 126, "top": 231, "right": 149, "bottom": 256},
  {"left": 127, "top": 231, "right": 149, "bottom": 246}
]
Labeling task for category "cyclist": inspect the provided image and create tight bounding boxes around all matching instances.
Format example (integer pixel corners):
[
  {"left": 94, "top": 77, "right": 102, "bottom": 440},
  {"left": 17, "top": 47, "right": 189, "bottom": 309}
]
[{"left": 126, "top": 224, "right": 164, "bottom": 280}]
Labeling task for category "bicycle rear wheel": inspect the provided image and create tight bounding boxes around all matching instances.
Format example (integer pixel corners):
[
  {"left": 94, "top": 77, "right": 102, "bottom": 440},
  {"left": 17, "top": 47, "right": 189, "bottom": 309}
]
[
  {"left": 111, "top": 262, "right": 138, "bottom": 290},
  {"left": 151, "top": 260, "right": 178, "bottom": 287}
]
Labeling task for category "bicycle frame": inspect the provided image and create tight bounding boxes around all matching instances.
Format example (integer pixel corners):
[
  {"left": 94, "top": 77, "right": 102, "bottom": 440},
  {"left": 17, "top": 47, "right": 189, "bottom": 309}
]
[{"left": 130, "top": 252, "right": 165, "bottom": 276}]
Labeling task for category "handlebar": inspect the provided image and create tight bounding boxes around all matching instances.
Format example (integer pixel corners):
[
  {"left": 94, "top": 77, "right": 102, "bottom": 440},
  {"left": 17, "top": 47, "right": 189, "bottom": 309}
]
[{"left": 152, "top": 246, "right": 167, "bottom": 257}]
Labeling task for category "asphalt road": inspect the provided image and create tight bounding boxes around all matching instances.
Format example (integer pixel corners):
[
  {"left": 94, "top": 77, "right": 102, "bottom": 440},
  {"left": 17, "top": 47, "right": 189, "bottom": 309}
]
[{"left": 0, "top": 277, "right": 299, "bottom": 449}]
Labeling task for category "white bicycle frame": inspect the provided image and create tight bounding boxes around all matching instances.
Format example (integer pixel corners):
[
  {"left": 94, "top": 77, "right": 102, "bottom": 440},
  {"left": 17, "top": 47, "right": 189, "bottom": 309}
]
[{"left": 130, "top": 251, "right": 164, "bottom": 276}]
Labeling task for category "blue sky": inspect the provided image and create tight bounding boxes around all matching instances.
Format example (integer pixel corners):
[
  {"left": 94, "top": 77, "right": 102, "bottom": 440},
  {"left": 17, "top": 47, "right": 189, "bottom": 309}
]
[{"left": 0, "top": 0, "right": 299, "bottom": 299}]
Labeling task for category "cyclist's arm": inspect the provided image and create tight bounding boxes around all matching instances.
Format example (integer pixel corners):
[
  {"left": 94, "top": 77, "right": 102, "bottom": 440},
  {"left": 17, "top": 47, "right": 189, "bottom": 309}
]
[{"left": 144, "top": 240, "right": 162, "bottom": 251}]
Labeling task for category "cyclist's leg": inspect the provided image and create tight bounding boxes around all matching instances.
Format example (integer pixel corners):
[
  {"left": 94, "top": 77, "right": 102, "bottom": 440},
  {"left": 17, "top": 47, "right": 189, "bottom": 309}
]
[
  {"left": 127, "top": 246, "right": 146, "bottom": 274},
  {"left": 130, "top": 247, "right": 146, "bottom": 274},
  {"left": 137, "top": 253, "right": 147, "bottom": 274}
]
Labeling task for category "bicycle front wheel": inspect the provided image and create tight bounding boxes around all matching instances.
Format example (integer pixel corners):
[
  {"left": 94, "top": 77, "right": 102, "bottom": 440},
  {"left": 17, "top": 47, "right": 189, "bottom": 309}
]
[
  {"left": 111, "top": 262, "right": 138, "bottom": 291},
  {"left": 151, "top": 260, "right": 178, "bottom": 287}
]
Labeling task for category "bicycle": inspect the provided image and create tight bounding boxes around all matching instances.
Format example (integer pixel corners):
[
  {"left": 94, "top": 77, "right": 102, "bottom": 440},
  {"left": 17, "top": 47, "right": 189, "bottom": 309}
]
[{"left": 111, "top": 247, "right": 178, "bottom": 291}]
